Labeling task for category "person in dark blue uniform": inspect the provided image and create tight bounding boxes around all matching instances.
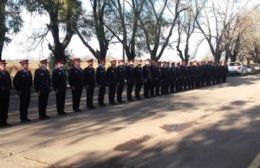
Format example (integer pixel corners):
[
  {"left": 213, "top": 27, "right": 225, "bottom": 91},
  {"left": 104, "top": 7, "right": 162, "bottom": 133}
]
[
  {"left": 83, "top": 58, "right": 96, "bottom": 110},
  {"left": 155, "top": 61, "right": 162, "bottom": 96},
  {"left": 222, "top": 62, "right": 228, "bottom": 83},
  {"left": 134, "top": 59, "right": 143, "bottom": 100},
  {"left": 126, "top": 59, "right": 135, "bottom": 101},
  {"left": 34, "top": 59, "right": 51, "bottom": 119},
  {"left": 107, "top": 59, "right": 118, "bottom": 105},
  {"left": 13, "top": 59, "right": 33, "bottom": 122},
  {"left": 52, "top": 59, "right": 67, "bottom": 115},
  {"left": 170, "top": 62, "right": 176, "bottom": 93},
  {"left": 189, "top": 62, "right": 195, "bottom": 90},
  {"left": 96, "top": 59, "right": 107, "bottom": 107},
  {"left": 150, "top": 60, "right": 158, "bottom": 97},
  {"left": 161, "top": 61, "right": 168, "bottom": 95},
  {"left": 201, "top": 61, "right": 207, "bottom": 87},
  {"left": 0, "top": 60, "right": 12, "bottom": 127},
  {"left": 165, "top": 61, "right": 171, "bottom": 94},
  {"left": 175, "top": 63, "right": 181, "bottom": 92},
  {"left": 143, "top": 59, "right": 152, "bottom": 98},
  {"left": 180, "top": 62, "right": 188, "bottom": 91},
  {"left": 69, "top": 58, "right": 83, "bottom": 112},
  {"left": 116, "top": 59, "right": 126, "bottom": 103}
]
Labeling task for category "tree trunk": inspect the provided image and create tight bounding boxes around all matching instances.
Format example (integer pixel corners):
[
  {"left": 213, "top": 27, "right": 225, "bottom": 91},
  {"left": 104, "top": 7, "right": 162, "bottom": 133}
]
[
  {"left": 0, "top": 0, "right": 7, "bottom": 60},
  {"left": 184, "top": 43, "right": 190, "bottom": 63},
  {"left": 53, "top": 43, "right": 66, "bottom": 61},
  {"left": 214, "top": 51, "right": 222, "bottom": 63},
  {"left": 176, "top": 46, "right": 184, "bottom": 62},
  {"left": 48, "top": 12, "right": 66, "bottom": 61},
  {"left": 0, "top": 30, "right": 5, "bottom": 60}
]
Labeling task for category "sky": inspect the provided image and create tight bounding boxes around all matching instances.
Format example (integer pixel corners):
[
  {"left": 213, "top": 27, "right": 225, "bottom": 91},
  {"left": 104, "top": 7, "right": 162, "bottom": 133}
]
[{"left": 2, "top": 0, "right": 259, "bottom": 62}]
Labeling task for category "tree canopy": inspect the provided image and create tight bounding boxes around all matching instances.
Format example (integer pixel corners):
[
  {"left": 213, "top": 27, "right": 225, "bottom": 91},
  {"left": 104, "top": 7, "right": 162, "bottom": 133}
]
[
  {"left": 0, "top": 0, "right": 23, "bottom": 60},
  {"left": 0, "top": 0, "right": 259, "bottom": 63},
  {"left": 24, "top": 0, "right": 82, "bottom": 61}
]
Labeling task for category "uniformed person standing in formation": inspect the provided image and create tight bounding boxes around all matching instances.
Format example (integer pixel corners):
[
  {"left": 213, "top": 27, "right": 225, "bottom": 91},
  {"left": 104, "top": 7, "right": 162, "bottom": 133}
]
[
  {"left": 96, "top": 59, "right": 107, "bottom": 107},
  {"left": 34, "top": 59, "right": 51, "bottom": 119},
  {"left": 69, "top": 58, "right": 83, "bottom": 112},
  {"left": 116, "top": 59, "right": 125, "bottom": 103},
  {"left": 0, "top": 60, "right": 11, "bottom": 127},
  {"left": 126, "top": 59, "right": 135, "bottom": 101},
  {"left": 134, "top": 59, "right": 143, "bottom": 100},
  {"left": 175, "top": 63, "right": 182, "bottom": 92},
  {"left": 83, "top": 59, "right": 96, "bottom": 110},
  {"left": 155, "top": 61, "right": 162, "bottom": 96},
  {"left": 13, "top": 59, "right": 33, "bottom": 122},
  {"left": 107, "top": 59, "right": 118, "bottom": 105},
  {"left": 1, "top": 58, "right": 229, "bottom": 127},
  {"left": 143, "top": 59, "right": 152, "bottom": 98},
  {"left": 161, "top": 61, "right": 167, "bottom": 95},
  {"left": 52, "top": 59, "right": 67, "bottom": 115},
  {"left": 170, "top": 62, "right": 176, "bottom": 93},
  {"left": 150, "top": 60, "right": 157, "bottom": 97}
]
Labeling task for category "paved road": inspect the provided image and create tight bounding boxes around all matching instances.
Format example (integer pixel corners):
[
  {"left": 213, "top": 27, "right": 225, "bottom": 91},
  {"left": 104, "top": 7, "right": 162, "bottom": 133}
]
[{"left": 0, "top": 75, "right": 260, "bottom": 168}]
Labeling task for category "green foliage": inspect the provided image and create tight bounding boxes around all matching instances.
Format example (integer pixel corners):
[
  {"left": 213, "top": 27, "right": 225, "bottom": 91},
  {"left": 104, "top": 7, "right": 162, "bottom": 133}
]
[
  {"left": 0, "top": 0, "right": 23, "bottom": 44},
  {"left": 23, "top": 0, "right": 82, "bottom": 61},
  {"left": 24, "top": 0, "right": 82, "bottom": 27}
]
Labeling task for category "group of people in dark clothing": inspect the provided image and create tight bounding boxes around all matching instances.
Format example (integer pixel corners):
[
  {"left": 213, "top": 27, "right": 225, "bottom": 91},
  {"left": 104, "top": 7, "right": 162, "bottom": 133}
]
[{"left": 0, "top": 57, "right": 228, "bottom": 127}]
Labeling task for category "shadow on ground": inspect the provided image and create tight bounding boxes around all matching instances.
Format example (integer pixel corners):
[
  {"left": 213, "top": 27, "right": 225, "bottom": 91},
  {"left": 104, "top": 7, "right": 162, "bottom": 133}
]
[
  {"left": 50, "top": 104, "right": 260, "bottom": 168},
  {"left": 0, "top": 93, "right": 205, "bottom": 147},
  {"left": 1, "top": 75, "right": 260, "bottom": 168},
  {"left": 198, "top": 74, "right": 260, "bottom": 91}
]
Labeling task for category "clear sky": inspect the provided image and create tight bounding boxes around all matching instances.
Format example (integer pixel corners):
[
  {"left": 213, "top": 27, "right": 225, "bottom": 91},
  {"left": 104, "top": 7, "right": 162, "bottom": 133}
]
[{"left": 2, "top": 0, "right": 258, "bottom": 62}]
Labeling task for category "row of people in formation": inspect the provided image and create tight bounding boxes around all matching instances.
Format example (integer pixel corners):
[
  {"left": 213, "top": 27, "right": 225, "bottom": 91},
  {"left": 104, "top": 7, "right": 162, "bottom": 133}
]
[{"left": 0, "top": 58, "right": 228, "bottom": 127}]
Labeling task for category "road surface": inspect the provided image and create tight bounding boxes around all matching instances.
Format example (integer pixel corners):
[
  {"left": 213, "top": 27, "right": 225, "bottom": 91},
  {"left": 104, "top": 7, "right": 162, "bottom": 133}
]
[{"left": 0, "top": 75, "right": 260, "bottom": 168}]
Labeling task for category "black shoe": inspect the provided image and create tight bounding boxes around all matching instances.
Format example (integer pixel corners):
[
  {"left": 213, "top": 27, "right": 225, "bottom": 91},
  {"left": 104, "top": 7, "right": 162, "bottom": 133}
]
[
  {"left": 118, "top": 100, "right": 125, "bottom": 104},
  {"left": 99, "top": 103, "right": 106, "bottom": 107},
  {"left": 58, "top": 112, "right": 67, "bottom": 116},
  {"left": 39, "top": 115, "right": 51, "bottom": 120},
  {"left": 87, "top": 106, "right": 96, "bottom": 110},
  {"left": 21, "top": 119, "right": 32, "bottom": 123},
  {"left": 110, "top": 102, "right": 117, "bottom": 106},
  {"left": 135, "top": 97, "right": 141, "bottom": 100},
  {"left": 74, "top": 109, "right": 82, "bottom": 112},
  {"left": 0, "top": 122, "right": 12, "bottom": 128},
  {"left": 128, "top": 99, "right": 134, "bottom": 102}
]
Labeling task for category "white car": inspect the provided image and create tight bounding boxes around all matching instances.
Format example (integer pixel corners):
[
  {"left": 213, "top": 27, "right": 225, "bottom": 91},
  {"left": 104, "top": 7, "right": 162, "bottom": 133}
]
[
  {"left": 228, "top": 62, "right": 247, "bottom": 75},
  {"left": 251, "top": 63, "right": 260, "bottom": 72},
  {"left": 246, "top": 65, "right": 254, "bottom": 74}
]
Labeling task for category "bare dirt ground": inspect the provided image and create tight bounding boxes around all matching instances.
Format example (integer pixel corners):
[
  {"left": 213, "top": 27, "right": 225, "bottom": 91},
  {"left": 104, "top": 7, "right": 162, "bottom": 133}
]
[{"left": 0, "top": 75, "right": 260, "bottom": 168}]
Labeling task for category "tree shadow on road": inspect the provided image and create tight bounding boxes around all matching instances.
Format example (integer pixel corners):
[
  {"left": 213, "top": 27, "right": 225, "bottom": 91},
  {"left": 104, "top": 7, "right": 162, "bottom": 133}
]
[
  {"left": 0, "top": 93, "right": 206, "bottom": 148},
  {"left": 1, "top": 75, "right": 260, "bottom": 168},
  {"left": 198, "top": 74, "right": 260, "bottom": 91},
  {"left": 48, "top": 104, "right": 260, "bottom": 168}
]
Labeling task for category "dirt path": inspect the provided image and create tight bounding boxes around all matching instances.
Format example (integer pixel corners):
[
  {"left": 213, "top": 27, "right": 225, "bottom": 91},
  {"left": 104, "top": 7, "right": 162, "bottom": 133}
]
[{"left": 0, "top": 75, "right": 260, "bottom": 168}]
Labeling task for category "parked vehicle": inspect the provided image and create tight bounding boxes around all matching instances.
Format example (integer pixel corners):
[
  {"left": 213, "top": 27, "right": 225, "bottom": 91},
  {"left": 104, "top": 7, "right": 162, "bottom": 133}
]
[
  {"left": 228, "top": 62, "right": 247, "bottom": 75},
  {"left": 250, "top": 63, "right": 260, "bottom": 72},
  {"left": 246, "top": 65, "right": 255, "bottom": 74}
]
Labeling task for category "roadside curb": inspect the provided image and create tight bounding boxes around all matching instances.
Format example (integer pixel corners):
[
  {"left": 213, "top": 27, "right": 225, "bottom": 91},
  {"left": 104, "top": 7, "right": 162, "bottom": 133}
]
[{"left": 249, "top": 152, "right": 260, "bottom": 168}]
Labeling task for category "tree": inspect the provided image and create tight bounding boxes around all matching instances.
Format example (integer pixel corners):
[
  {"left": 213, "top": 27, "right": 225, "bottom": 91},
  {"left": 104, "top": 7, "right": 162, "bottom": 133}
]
[
  {"left": 105, "top": 0, "right": 146, "bottom": 61},
  {"left": 176, "top": 0, "right": 203, "bottom": 63},
  {"left": 0, "top": 0, "right": 23, "bottom": 60},
  {"left": 76, "top": 0, "right": 114, "bottom": 61},
  {"left": 24, "top": 0, "right": 82, "bottom": 61},
  {"left": 223, "top": 16, "right": 242, "bottom": 63},
  {"left": 195, "top": 0, "right": 247, "bottom": 63},
  {"left": 138, "top": 0, "right": 188, "bottom": 61},
  {"left": 237, "top": 9, "right": 260, "bottom": 63}
]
